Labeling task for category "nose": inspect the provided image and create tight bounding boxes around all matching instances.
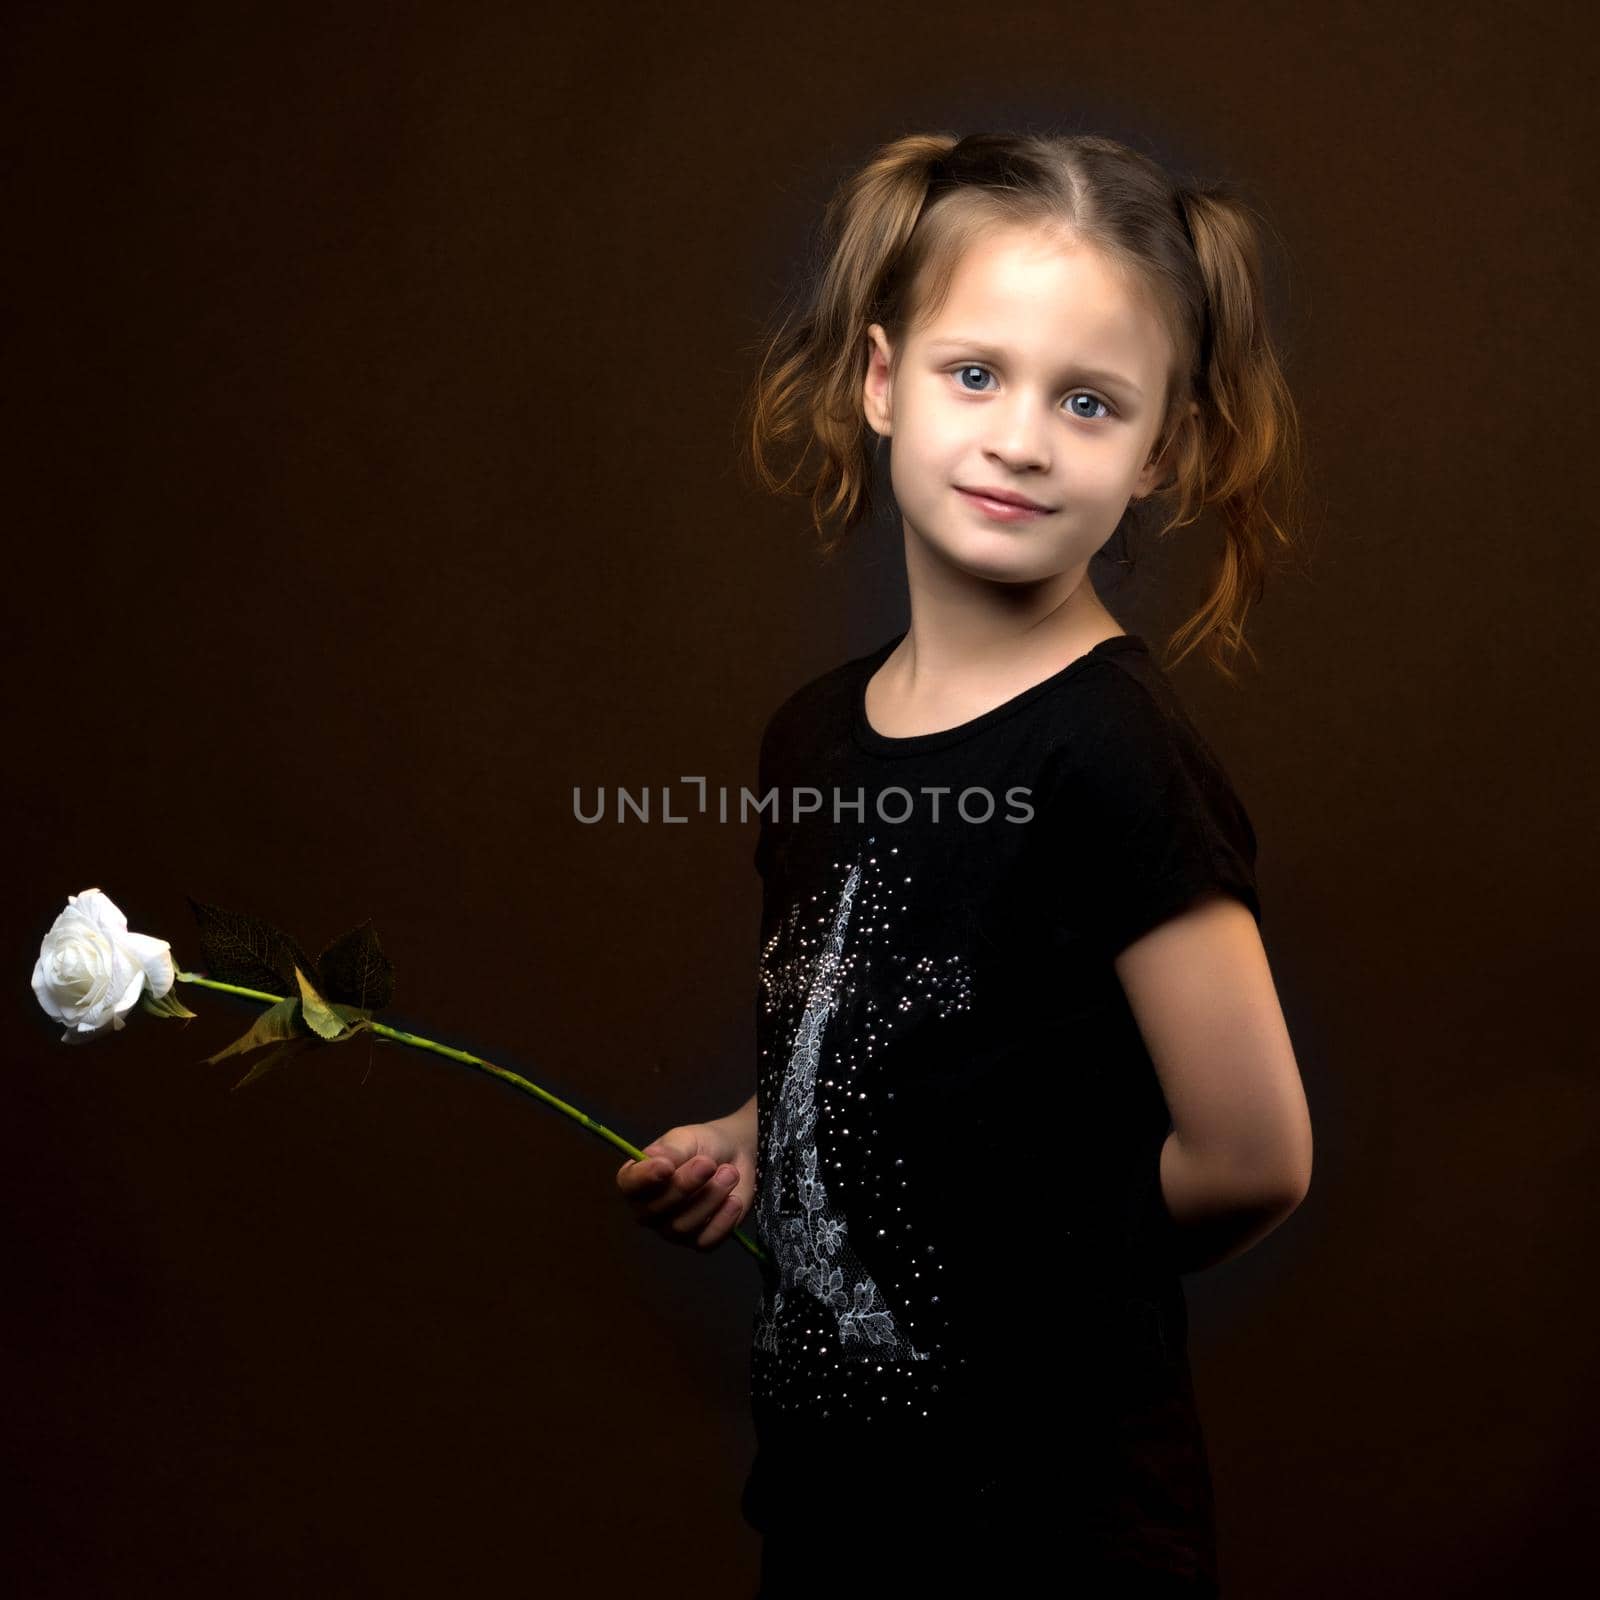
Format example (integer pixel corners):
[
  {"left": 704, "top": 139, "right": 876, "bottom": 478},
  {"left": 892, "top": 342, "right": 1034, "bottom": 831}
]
[{"left": 982, "top": 394, "right": 1053, "bottom": 473}]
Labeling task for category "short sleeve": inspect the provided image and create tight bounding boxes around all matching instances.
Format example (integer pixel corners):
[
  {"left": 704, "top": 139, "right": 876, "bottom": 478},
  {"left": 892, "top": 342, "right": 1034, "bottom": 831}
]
[{"left": 1045, "top": 666, "right": 1261, "bottom": 961}]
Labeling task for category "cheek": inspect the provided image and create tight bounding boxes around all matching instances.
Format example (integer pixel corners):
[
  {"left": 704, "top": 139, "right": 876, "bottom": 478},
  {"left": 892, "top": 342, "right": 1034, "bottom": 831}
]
[
  {"left": 890, "top": 427, "right": 955, "bottom": 497},
  {"left": 1076, "top": 442, "right": 1149, "bottom": 498}
]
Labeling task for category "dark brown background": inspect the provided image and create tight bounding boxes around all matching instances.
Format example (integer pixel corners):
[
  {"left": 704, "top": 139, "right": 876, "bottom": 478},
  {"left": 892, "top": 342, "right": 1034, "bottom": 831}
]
[{"left": 4, "top": 2, "right": 1595, "bottom": 1595}]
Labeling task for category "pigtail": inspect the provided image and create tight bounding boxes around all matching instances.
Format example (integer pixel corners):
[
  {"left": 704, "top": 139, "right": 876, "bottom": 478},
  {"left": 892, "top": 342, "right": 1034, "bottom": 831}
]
[
  {"left": 1156, "top": 185, "right": 1308, "bottom": 684},
  {"left": 739, "top": 133, "right": 957, "bottom": 557}
]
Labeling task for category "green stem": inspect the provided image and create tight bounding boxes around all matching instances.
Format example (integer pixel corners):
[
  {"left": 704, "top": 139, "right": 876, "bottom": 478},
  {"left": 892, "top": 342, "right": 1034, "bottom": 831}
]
[{"left": 175, "top": 971, "right": 769, "bottom": 1268}]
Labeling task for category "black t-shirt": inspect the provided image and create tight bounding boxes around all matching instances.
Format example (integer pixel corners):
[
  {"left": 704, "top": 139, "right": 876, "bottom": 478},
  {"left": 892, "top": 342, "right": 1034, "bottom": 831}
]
[{"left": 738, "top": 629, "right": 1261, "bottom": 1586}]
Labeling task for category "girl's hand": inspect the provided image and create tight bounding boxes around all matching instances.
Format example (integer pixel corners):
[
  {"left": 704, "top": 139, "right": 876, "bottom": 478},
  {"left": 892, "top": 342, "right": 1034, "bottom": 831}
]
[{"left": 616, "top": 1120, "right": 755, "bottom": 1252}]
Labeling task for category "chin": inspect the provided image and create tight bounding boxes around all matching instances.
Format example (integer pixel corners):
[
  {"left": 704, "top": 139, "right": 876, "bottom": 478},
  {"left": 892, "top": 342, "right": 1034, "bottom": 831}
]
[
  {"left": 942, "top": 545, "right": 1059, "bottom": 586},
  {"left": 924, "top": 519, "right": 1047, "bottom": 568}
]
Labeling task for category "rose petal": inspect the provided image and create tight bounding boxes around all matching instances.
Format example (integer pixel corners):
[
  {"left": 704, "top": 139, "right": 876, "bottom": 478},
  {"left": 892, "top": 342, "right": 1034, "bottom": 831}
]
[
  {"left": 121, "top": 932, "right": 175, "bottom": 1001},
  {"left": 30, "top": 957, "right": 67, "bottom": 1023},
  {"left": 70, "top": 887, "right": 129, "bottom": 938}
]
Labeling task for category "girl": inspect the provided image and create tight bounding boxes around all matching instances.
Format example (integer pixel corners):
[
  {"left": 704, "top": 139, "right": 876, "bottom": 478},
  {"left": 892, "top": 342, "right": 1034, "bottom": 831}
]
[{"left": 617, "top": 129, "right": 1313, "bottom": 1596}]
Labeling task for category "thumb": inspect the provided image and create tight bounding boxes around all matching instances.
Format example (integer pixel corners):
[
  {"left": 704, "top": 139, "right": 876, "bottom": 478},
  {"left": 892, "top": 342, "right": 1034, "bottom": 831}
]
[
  {"left": 640, "top": 1132, "right": 697, "bottom": 1168},
  {"left": 619, "top": 1138, "right": 675, "bottom": 1181}
]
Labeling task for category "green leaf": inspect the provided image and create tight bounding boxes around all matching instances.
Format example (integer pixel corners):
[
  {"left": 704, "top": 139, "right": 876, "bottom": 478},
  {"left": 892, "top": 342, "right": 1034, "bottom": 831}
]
[
  {"left": 184, "top": 896, "right": 320, "bottom": 997},
  {"left": 231, "top": 1033, "right": 319, "bottom": 1091},
  {"left": 204, "top": 996, "right": 302, "bottom": 1065},
  {"left": 140, "top": 986, "right": 199, "bottom": 1021},
  {"left": 314, "top": 919, "right": 396, "bottom": 1012},
  {"left": 294, "top": 965, "right": 350, "bottom": 1042}
]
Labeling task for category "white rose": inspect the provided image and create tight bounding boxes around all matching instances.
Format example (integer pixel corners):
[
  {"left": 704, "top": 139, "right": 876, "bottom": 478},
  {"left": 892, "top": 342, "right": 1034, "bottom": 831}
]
[{"left": 32, "top": 888, "right": 176, "bottom": 1041}]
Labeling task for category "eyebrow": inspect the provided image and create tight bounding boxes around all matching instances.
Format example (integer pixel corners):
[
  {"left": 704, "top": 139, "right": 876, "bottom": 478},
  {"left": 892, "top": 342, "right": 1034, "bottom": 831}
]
[{"left": 922, "top": 337, "right": 1144, "bottom": 400}]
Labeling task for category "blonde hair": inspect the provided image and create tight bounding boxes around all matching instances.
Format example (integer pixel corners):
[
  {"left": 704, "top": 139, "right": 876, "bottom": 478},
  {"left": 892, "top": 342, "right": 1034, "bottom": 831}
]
[{"left": 738, "top": 130, "right": 1311, "bottom": 683}]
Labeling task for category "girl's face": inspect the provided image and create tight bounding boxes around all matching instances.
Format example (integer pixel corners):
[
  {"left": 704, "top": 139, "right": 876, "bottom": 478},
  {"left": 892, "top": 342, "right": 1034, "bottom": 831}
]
[{"left": 864, "top": 226, "right": 1187, "bottom": 586}]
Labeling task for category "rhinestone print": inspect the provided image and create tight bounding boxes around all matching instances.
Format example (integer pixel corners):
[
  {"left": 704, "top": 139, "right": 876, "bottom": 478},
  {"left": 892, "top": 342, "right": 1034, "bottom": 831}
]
[{"left": 751, "top": 835, "right": 975, "bottom": 1424}]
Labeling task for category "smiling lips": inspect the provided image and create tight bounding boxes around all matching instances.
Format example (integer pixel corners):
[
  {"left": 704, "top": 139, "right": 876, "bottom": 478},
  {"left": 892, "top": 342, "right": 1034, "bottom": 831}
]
[
  {"left": 956, "top": 485, "right": 1054, "bottom": 519},
  {"left": 960, "top": 484, "right": 1051, "bottom": 510}
]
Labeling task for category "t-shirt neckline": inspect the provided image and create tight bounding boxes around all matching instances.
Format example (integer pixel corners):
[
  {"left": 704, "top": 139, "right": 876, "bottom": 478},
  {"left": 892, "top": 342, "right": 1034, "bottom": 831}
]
[{"left": 851, "top": 629, "right": 1149, "bottom": 758}]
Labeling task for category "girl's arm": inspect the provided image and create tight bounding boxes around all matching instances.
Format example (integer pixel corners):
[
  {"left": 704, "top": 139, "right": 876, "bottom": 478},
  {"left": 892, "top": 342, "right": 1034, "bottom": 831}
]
[{"left": 1114, "top": 889, "right": 1312, "bottom": 1274}]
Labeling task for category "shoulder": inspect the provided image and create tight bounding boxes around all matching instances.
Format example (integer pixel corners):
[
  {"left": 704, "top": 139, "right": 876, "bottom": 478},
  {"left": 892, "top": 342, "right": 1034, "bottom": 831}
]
[
  {"left": 1044, "top": 649, "right": 1200, "bottom": 775},
  {"left": 755, "top": 637, "right": 890, "bottom": 782},
  {"left": 1043, "top": 651, "right": 1257, "bottom": 852}
]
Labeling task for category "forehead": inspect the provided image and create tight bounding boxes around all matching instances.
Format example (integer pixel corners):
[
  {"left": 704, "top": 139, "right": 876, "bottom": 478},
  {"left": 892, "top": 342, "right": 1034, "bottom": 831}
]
[{"left": 916, "top": 227, "right": 1171, "bottom": 366}]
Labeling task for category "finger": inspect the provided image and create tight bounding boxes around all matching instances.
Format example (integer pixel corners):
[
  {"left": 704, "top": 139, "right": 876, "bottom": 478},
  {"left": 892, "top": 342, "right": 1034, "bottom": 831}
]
[
  {"left": 637, "top": 1154, "right": 719, "bottom": 1221},
  {"left": 621, "top": 1134, "right": 692, "bottom": 1182},
  {"left": 662, "top": 1165, "right": 739, "bottom": 1237},
  {"left": 617, "top": 1161, "right": 667, "bottom": 1208},
  {"left": 694, "top": 1191, "right": 748, "bottom": 1251},
  {"left": 617, "top": 1154, "right": 671, "bottom": 1195}
]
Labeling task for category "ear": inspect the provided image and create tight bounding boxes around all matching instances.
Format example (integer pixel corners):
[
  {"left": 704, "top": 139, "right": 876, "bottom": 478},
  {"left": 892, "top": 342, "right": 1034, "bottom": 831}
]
[{"left": 863, "top": 323, "right": 893, "bottom": 438}]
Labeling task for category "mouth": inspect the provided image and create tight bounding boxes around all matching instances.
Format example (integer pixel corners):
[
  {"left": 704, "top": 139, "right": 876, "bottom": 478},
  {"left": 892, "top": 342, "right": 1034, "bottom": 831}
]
[{"left": 955, "top": 485, "right": 1055, "bottom": 517}]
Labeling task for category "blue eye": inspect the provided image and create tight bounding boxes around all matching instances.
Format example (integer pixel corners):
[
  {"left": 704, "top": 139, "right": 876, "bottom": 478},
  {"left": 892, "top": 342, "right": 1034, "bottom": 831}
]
[{"left": 950, "top": 364, "right": 1114, "bottom": 420}]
